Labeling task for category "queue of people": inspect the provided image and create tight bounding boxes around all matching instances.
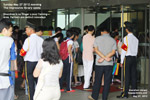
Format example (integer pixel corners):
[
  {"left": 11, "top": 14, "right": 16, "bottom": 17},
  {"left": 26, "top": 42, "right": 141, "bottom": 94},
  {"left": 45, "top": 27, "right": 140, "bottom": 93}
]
[{"left": 0, "top": 18, "right": 139, "bottom": 100}]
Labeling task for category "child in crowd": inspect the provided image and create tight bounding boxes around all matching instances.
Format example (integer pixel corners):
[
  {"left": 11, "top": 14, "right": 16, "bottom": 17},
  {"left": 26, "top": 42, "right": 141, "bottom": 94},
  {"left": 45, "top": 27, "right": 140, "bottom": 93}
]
[{"left": 59, "top": 29, "right": 75, "bottom": 92}]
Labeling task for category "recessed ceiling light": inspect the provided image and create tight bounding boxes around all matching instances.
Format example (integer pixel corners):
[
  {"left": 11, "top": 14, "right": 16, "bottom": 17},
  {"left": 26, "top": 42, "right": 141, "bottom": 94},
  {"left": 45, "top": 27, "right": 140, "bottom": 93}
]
[
  {"left": 103, "top": 7, "right": 108, "bottom": 10},
  {"left": 125, "top": 6, "right": 130, "bottom": 9},
  {"left": 48, "top": 10, "right": 52, "bottom": 13}
]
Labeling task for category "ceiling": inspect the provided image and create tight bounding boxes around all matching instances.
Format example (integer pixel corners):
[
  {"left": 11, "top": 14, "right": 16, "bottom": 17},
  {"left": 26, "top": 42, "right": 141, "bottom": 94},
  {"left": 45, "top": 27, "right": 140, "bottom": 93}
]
[{"left": 0, "top": 0, "right": 150, "bottom": 13}]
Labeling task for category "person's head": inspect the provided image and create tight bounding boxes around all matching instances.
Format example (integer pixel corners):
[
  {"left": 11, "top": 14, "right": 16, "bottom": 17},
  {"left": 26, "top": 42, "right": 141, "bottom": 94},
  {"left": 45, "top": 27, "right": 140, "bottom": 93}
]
[
  {"left": 66, "top": 29, "right": 75, "bottom": 39},
  {"left": 42, "top": 37, "right": 60, "bottom": 64},
  {"left": 73, "top": 31, "right": 80, "bottom": 41},
  {"left": 0, "top": 18, "right": 13, "bottom": 36},
  {"left": 84, "top": 25, "right": 88, "bottom": 32},
  {"left": 25, "top": 24, "right": 36, "bottom": 36},
  {"left": 35, "top": 26, "right": 44, "bottom": 36},
  {"left": 70, "top": 27, "right": 80, "bottom": 41},
  {"left": 100, "top": 27, "right": 109, "bottom": 35},
  {"left": 52, "top": 33, "right": 64, "bottom": 44},
  {"left": 13, "top": 26, "right": 19, "bottom": 33},
  {"left": 111, "top": 32, "right": 119, "bottom": 40},
  {"left": 124, "top": 21, "right": 133, "bottom": 33},
  {"left": 55, "top": 27, "right": 62, "bottom": 34},
  {"left": 88, "top": 25, "right": 95, "bottom": 34}
]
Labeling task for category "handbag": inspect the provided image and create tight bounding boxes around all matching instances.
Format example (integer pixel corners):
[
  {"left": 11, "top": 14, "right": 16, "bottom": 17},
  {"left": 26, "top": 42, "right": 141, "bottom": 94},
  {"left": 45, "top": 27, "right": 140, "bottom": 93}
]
[
  {"left": 112, "top": 63, "right": 119, "bottom": 75},
  {"left": 75, "top": 49, "right": 83, "bottom": 64}
]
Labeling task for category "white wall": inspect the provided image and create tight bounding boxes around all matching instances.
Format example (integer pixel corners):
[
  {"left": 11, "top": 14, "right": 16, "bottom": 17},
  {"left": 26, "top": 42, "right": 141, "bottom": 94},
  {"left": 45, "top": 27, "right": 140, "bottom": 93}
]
[{"left": 84, "top": 14, "right": 95, "bottom": 27}]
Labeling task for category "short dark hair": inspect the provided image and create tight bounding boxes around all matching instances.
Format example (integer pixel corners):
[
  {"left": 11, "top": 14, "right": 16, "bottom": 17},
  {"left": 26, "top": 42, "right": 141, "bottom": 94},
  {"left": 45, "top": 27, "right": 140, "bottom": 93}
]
[
  {"left": 124, "top": 21, "right": 133, "bottom": 32},
  {"left": 88, "top": 25, "right": 95, "bottom": 31},
  {"left": 41, "top": 37, "right": 60, "bottom": 65},
  {"left": 52, "top": 33, "right": 64, "bottom": 44},
  {"left": 0, "top": 19, "right": 12, "bottom": 33},
  {"left": 55, "top": 27, "right": 62, "bottom": 33},
  {"left": 111, "top": 32, "right": 119, "bottom": 38},
  {"left": 70, "top": 27, "right": 80, "bottom": 36},
  {"left": 100, "top": 26, "right": 109, "bottom": 32},
  {"left": 35, "top": 26, "right": 44, "bottom": 32},
  {"left": 13, "top": 26, "right": 19, "bottom": 31},
  {"left": 84, "top": 25, "right": 88, "bottom": 30},
  {"left": 66, "top": 29, "right": 75, "bottom": 38}
]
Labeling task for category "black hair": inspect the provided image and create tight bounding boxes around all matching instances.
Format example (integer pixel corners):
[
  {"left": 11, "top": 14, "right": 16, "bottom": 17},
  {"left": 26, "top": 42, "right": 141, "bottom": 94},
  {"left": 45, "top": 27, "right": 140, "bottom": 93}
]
[
  {"left": 84, "top": 25, "right": 88, "bottom": 30},
  {"left": 0, "top": 19, "right": 13, "bottom": 33},
  {"left": 100, "top": 26, "right": 109, "bottom": 32},
  {"left": 88, "top": 25, "right": 95, "bottom": 31},
  {"left": 70, "top": 27, "right": 80, "bottom": 36},
  {"left": 35, "top": 26, "right": 44, "bottom": 32},
  {"left": 124, "top": 21, "right": 133, "bottom": 32},
  {"left": 111, "top": 32, "right": 119, "bottom": 38},
  {"left": 41, "top": 37, "right": 60, "bottom": 65},
  {"left": 13, "top": 26, "right": 19, "bottom": 31},
  {"left": 55, "top": 27, "right": 62, "bottom": 33},
  {"left": 66, "top": 29, "right": 75, "bottom": 38},
  {"left": 52, "top": 33, "right": 64, "bottom": 44}
]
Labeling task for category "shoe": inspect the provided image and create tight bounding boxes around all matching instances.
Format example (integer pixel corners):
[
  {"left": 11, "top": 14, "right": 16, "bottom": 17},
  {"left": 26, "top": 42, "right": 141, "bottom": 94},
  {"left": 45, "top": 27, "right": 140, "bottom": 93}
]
[
  {"left": 116, "top": 94, "right": 128, "bottom": 99},
  {"left": 60, "top": 89, "right": 65, "bottom": 92},
  {"left": 67, "top": 90, "right": 76, "bottom": 93},
  {"left": 84, "top": 87, "right": 92, "bottom": 91},
  {"left": 14, "top": 95, "right": 18, "bottom": 100},
  {"left": 74, "top": 82, "right": 82, "bottom": 86},
  {"left": 88, "top": 95, "right": 95, "bottom": 100}
]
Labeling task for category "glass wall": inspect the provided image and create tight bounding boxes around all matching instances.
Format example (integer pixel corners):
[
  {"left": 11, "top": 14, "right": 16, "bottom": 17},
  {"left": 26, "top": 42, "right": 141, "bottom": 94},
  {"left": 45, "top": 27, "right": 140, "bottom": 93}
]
[
  {"left": 123, "top": 5, "right": 149, "bottom": 88},
  {"left": 59, "top": 5, "right": 150, "bottom": 88}
]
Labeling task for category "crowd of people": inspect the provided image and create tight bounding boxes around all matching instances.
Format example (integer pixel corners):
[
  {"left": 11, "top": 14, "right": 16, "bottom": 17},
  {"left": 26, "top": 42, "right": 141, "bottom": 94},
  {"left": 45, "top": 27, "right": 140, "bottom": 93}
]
[{"left": 0, "top": 18, "right": 139, "bottom": 100}]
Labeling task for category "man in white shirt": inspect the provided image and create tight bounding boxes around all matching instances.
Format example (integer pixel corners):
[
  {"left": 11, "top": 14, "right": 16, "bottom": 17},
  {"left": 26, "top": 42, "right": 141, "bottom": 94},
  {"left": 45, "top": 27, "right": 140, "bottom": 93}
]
[
  {"left": 20, "top": 24, "right": 43, "bottom": 100},
  {"left": 117, "top": 22, "right": 139, "bottom": 99},
  {"left": 0, "top": 19, "right": 15, "bottom": 100}
]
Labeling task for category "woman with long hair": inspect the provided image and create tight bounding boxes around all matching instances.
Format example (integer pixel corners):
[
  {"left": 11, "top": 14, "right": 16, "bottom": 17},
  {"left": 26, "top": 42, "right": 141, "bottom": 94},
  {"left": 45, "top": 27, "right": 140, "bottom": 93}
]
[{"left": 33, "top": 37, "right": 63, "bottom": 100}]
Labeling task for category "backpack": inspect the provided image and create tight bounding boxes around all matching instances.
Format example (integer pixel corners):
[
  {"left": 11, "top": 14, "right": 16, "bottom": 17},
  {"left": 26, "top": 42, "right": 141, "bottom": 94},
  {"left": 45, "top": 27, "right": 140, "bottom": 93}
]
[{"left": 59, "top": 40, "right": 70, "bottom": 60}]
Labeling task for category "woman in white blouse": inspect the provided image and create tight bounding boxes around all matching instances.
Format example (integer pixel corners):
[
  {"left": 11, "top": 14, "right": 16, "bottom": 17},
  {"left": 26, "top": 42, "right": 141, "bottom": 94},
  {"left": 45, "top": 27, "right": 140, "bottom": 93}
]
[{"left": 33, "top": 37, "right": 63, "bottom": 100}]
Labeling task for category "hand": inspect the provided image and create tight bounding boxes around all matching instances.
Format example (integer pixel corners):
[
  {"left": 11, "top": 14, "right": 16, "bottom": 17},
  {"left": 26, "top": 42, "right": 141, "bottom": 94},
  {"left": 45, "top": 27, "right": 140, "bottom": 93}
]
[
  {"left": 105, "top": 57, "right": 112, "bottom": 62},
  {"left": 120, "top": 63, "right": 123, "bottom": 67},
  {"left": 98, "top": 58, "right": 104, "bottom": 63},
  {"left": 71, "top": 57, "right": 73, "bottom": 62}
]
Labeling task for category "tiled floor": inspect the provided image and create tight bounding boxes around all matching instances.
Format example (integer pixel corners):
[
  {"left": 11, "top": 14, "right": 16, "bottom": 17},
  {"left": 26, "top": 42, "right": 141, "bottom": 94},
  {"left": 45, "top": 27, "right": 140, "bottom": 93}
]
[
  {"left": 15, "top": 76, "right": 150, "bottom": 100},
  {"left": 16, "top": 89, "right": 150, "bottom": 100},
  {"left": 15, "top": 81, "right": 149, "bottom": 100}
]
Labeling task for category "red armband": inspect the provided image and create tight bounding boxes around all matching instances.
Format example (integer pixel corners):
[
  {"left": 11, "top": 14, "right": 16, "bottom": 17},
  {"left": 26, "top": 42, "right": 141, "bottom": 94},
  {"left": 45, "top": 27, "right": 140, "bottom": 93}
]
[
  {"left": 15, "top": 71, "right": 18, "bottom": 78},
  {"left": 121, "top": 43, "right": 128, "bottom": 51},
  {"left": 20, "top": 48, "right": 27, "bottom": 56}
]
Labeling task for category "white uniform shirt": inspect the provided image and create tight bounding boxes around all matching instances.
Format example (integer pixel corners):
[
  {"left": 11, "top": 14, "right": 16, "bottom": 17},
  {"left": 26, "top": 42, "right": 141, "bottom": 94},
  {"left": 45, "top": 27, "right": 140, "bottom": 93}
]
[
  {"left": 23, "top": 34, "right": 44, "bottom": 62},
  {"left": 121, "top": 33, "right": 139, "bottom": 64},
  {"left": 54, "top": 37, "right": 58, "bottom": 42},
  {"left": 0, "top": 36, "right": 13, "bottom": 89}
]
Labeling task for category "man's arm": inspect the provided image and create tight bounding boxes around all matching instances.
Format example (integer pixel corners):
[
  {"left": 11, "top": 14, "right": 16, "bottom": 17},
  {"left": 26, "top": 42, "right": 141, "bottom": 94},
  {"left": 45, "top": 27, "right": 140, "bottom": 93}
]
[
  {"left": 94, "top": 47, "right": 105, "bottom": 59},
  {"left": 105, "top": 50, "right": 116, "bottom": 62},
  {"left": 10, "top": 42, "right": 17, "bottom": 71}
]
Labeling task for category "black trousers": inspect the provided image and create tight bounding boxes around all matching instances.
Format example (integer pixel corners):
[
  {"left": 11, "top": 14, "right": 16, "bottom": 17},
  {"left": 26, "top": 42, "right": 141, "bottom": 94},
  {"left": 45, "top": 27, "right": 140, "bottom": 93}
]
[
  {"left": 92, "top": 65, "right": 113, "bottom": 100},
  {"left": 59, "top": 57, "right": 73, "bottom": 91},
  {"left": 25, "top": 61, "right": 38, "bottom": 100},
  {"left": 124, "top": 56, "right": 137, "bottom": 96}
]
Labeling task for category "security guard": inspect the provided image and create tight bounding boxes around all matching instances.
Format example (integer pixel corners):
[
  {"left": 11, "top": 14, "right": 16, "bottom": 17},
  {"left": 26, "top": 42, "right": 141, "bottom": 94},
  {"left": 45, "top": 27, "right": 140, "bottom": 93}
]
[
  {"left": 117, "top": 21, "right": 139, "bottom": 98},
  {"left": 20, "top": 24, "right": 43, "bottom": 100}
]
